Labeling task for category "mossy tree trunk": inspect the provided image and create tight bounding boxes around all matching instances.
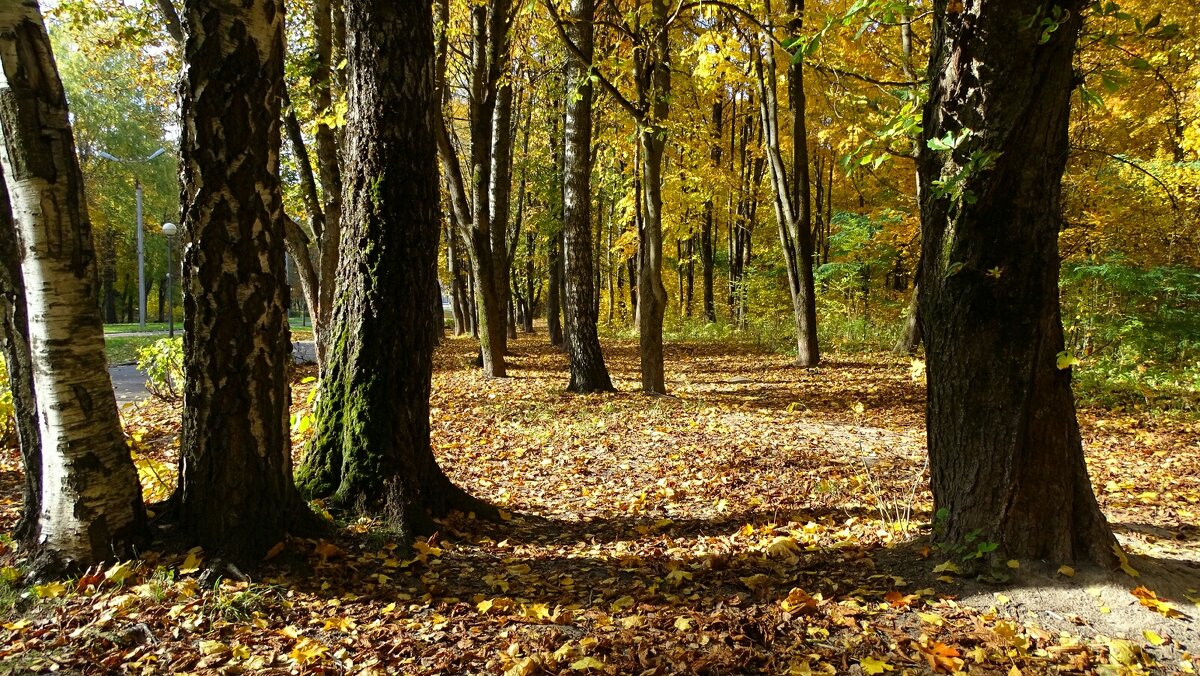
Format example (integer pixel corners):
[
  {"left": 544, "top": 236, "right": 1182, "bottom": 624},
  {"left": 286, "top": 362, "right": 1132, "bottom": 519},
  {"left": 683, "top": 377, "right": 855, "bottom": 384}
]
[
  {"left": 296, "top": 0, "right": 492, "bottom": 535},
  {"left": 177, "top": 0, "right": 315, "bottom": 560},
  {"left": 919, "top": 0, "right": 1118, "bottom": 565}
]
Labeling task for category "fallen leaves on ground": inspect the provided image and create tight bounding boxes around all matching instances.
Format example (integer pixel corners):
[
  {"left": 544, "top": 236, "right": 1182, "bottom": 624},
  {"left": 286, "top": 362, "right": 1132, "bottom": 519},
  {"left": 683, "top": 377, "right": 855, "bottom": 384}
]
[{"left": 0, "top": 333, "right": 1197, "bottom": 673}]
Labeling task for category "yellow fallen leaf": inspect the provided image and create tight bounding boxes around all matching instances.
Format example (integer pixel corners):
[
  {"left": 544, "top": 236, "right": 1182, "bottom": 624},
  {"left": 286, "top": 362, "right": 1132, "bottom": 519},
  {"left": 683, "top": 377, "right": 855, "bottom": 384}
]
[
  {"left": 1143, "top": 629, "right": 1166, "bottom": 646},
  {"left": 105, "top": 561, "right": 134, "bottom": 585},
  {"left": 609, "top": 595, "right": 634, "bottom": 611},
  {"left": 1113, "top": 544, "right": 1140, "bottom": 577},
  {"left": 1132, "top": 586, "right": 1182, "bottom": 618},
  {"left": 674, "top": 616, "right": 693, "bottom": 631},
  {"left": 620, "top": 615, "right": 644, "bottom": 628},
  {"left": 917, "top": 611, "right": 944, "bottom": 626},
  {"left": 1057, "top": 565, "right": 1075, "bottom": 577},
  {"left": 860, "top": 656, "right": 894, "bottom": 674},
  {"left": 289, "top": 637, "right": 328, "bottom": 664},
  {"left": 1006, "top": 559, "right": 1020, "bottom": 569},
  {"left": 199, "top": 639, "right": 229, "bottom": 656},
  {"left": 34, "top": 581, "right": 66, "bottom": 599},
  {"left": 179, "top": 550, "right": 202, "bottom": 575},
  {"left": 570, "top": 656, "right": 605, "bottom": 671},
  {"left": 932, "top": 560, "right": 960, "bottom": 575},
  {"left": 523, "top": 603, "right": 553, "bottom": 621},
  {"left": 322, "top": 615, "right": 354, "bottom": 632}
]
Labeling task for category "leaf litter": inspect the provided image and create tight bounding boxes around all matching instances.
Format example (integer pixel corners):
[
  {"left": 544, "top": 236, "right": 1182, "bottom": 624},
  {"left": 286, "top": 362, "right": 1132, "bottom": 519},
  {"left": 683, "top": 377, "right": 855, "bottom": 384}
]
[{"left": 0, "top": 333, "right": 1197, "bottom": 674}]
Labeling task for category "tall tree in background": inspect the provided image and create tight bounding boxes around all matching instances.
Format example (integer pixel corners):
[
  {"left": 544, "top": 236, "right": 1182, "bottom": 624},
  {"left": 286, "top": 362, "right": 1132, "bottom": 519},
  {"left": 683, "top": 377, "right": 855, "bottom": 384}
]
[
  {"left": 561, "top": 0, "right": 614, "bottom": 393},
  {"left": 919, "top": 0, "right": 1117, "bottom": 564},
  {"left": 297, "top": 0, "right": 492, "bottom": 533},
  {"left": 0, "top": 1, "right": 145, "bottom": 567},
  {"left": 755, "top": 0, "right": 820, "bottom": 367},
  {"left": 177, "top": 0, "right": 314, "bottom": 558},
  {"left": 437, "top": 0, "right": 515, "bottom": 378}
]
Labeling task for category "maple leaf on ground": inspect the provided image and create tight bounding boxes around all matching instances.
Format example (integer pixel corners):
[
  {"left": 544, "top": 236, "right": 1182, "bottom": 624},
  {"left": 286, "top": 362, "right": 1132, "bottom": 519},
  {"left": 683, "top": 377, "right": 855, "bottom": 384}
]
[
  {"left": 1131, "top": 586, "right": 1184, "bottom": 618},
  {"left": 860, "top": 656, "right": 894, "bottom": 674}
]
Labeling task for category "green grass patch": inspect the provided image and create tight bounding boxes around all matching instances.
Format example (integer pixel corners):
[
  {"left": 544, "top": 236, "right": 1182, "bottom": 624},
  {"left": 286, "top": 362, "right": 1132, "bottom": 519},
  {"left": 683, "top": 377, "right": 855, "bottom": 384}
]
[{"left": 105, "top": 336, "right": 159, "bottom": 365}]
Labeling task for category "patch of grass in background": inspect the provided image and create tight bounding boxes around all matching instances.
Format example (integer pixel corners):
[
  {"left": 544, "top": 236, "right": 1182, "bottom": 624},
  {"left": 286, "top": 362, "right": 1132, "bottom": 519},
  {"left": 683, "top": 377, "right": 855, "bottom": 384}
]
[{"left": 105, "top": 336, "right": 159, "bottom": 365}]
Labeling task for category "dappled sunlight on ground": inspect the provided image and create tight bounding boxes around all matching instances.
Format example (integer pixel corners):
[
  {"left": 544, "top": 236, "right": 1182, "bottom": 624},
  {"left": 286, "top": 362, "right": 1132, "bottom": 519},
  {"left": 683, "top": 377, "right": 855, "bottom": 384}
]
[{"left": 0, "top": 331, "right": 1197, "bottom": 673}]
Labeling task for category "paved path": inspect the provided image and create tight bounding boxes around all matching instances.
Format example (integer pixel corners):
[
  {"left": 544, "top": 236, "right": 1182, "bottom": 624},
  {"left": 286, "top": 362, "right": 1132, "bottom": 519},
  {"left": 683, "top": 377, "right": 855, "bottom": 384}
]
[{"left": 110, "top": 341, "right": 316, "bottom": 404}]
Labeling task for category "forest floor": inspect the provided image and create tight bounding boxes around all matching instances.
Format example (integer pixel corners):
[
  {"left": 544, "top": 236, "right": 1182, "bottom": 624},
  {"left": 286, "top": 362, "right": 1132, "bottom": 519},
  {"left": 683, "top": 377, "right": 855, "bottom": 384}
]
[{"left": 1, "top": 332, "right": 1198, "bottom": 674}]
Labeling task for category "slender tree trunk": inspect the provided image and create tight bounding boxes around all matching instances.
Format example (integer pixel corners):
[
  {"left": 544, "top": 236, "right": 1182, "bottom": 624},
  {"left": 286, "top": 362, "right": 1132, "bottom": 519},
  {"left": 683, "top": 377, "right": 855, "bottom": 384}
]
[
  {"left": 297, "top": 1, "right": 490, "bottom": 531},
  {"left": 447, "top": 225, "right": 467, "bottom": 335},
  {"left": 635, "top": 0, "right": 671, "bottom": 394},
  {"left": 177, "top": 0, "right": 314, "bottom": 559},
  {"left": 894, "top": 279, "right": 922, "bottom": 354},
  {"left": 0, "top": 2, "right": 145, "bottom": 567},
  {"left": 523, "top": 230, "right": 535, "bottom": 332},
  {"left": 490, "top": 74, "right": 515, "bottom": 347},
  {"left": 701, "top": 108, "right": 718, "bottom": 321},
  {"left": 919, "top": 0, "right": 1116, "bottom": 565},
  {"left": 434, "top": 0, "right": 511, "bottom": 377},
  {"left": 0, "top": 163, "right": 40, "bottom": 544},
  {"left": 757, "top": 0, "right": 819, "bottom": 366},
  {"left": 547, "top": 226, "right": 564, "bottom": 347},
  {"left": 561, "top": 0, "right": 613, "bottom": 392},
  {"left": 313, "top": 0, "right": 343, "bottom": 372}
]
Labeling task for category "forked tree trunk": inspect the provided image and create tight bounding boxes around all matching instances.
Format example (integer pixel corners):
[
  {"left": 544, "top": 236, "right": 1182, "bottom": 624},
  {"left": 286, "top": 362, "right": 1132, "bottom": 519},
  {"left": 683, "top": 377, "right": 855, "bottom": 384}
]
[
  {"left": 177, "top": 0, "right": 315, "bottom": 559},
  {"left": 561, "top": 0, "right": 613, "bottom": 393},
  {"left": 0, "top": 163, "right": 40, "bottom": 544},
  {"left": 0, "top": 2, "right": 144, "bottom": 567},
  {"left": 297, "top": 0, "right": 491, "bottom": 534},
  {"left": 756, "top": 0, "right": 819, "bottom": 367},
  {"left": 919, "top": 0, "right": 1117, "bottom": 565}
]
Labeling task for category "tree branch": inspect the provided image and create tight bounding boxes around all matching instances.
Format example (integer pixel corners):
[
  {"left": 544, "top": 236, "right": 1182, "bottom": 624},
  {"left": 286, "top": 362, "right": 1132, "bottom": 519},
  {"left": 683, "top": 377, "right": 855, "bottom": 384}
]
[{"left": 541, "top": 0, "right": 643, "bottom": 120}]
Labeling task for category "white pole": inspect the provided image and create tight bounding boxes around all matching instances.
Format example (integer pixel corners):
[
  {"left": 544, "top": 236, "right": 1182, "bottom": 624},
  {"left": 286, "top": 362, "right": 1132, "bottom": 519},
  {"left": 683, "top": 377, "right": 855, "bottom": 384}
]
[{"left": 136, "top": 177, "right": 145, "bottom": 328}]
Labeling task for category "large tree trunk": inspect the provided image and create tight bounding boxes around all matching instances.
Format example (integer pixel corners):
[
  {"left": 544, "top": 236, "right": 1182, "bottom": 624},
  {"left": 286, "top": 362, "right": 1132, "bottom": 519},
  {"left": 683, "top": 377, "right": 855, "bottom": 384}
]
[
  {"left": 177, "top": 0, "right": 314, "bottom": 559},
  {"left": 0, "top": 2, "right": 145, "bottom": 567},
  {"left": 0, "top": 163, "right": 40, "bottom": 544},
  {"left": 919, "top": 0, "right": 1116, "bottom": 565},
  {"left": 561, "top": 0, "right": 613, "bottom": 393},
  {"left": 296, "top": 0, "right": 490, "bottom": 533}
]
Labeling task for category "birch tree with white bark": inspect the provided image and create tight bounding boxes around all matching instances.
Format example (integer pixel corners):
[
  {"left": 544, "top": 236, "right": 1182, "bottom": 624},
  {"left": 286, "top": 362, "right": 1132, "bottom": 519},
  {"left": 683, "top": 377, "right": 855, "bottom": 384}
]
[{"left": 0, "top": 0, "right": 145, "bottom": 568}]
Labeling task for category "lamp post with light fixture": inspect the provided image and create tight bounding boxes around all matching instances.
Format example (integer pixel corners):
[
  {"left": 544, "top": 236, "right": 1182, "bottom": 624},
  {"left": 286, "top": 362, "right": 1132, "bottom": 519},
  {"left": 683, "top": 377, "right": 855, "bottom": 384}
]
[
  {"left": 97, "top": 147, "right": 167, "bottom": 328},
  {"left": 162, "top": 222, "right": 178, "bottom": 337}
]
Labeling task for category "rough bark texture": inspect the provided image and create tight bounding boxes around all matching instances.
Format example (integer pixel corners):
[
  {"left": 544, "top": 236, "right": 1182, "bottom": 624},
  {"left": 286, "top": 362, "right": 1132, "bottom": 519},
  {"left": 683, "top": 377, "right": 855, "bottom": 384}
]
[
  {"left": 561, "top": 0, "right": 613, "bottom": 393},
  {"left": 296, "top": 0, "right": 490, "bottom": 533},
  {"left": 919, "top": 0, "right": 1117, "bottom": 565},
  {"left": 178, "top": 0, "right": 314, "bottom": 559},
  {"left": 0, "top": 1, "right": 145, "bottom": 567},
  {"left": 0, "top": 161, "right": 39, "bottom": 543}
]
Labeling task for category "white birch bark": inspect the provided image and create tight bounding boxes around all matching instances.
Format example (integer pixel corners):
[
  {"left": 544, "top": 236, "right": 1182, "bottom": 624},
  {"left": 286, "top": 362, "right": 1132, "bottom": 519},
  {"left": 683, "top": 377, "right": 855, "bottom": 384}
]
[{"left": 0, "top": 0, "right": 144, "bottom": 566}]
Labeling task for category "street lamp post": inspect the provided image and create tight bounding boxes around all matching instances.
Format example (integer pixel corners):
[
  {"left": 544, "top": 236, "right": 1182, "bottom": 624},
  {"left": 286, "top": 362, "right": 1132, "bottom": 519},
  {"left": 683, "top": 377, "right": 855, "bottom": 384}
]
[
  {"left": 162, "top": 222, "right": 178, "bottom": 338},
  {"left": 98, "top": 148, "right": 167, "bottom": 328}
]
